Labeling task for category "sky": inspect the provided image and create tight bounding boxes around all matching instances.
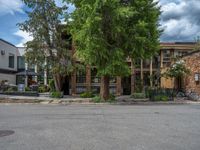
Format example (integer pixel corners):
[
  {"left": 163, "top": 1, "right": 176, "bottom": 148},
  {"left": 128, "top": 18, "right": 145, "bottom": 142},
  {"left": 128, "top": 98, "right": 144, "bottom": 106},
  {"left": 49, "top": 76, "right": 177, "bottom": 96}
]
[{"left": 0, "top": 0, "right": 200, "bottom": 47}]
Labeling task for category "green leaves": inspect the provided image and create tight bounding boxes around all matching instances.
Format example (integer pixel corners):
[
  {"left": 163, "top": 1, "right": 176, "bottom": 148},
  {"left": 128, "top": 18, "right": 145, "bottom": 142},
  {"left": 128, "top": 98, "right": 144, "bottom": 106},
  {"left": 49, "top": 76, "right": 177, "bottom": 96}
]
[
  {"left": 164, "top": 60, "right": 190, "bottom": 78},
  {"left": 66, "top": 0, "right": 161, "bottom": 78},
  {"left": 19, "top": 0, "right": 74, "bottom": 78}
]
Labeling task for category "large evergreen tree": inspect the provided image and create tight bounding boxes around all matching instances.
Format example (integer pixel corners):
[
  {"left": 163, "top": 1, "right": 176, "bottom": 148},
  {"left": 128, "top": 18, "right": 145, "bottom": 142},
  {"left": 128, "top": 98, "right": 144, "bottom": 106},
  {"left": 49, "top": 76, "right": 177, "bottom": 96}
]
[
  {"left": 18, "top": 0, "right": 73, "bottom": 91},
  {"left": 67, "top": 0, "right": 161, "bottom": 100},
  {"left": 122, "top": 0, "right": 161, "bottom": 91}
]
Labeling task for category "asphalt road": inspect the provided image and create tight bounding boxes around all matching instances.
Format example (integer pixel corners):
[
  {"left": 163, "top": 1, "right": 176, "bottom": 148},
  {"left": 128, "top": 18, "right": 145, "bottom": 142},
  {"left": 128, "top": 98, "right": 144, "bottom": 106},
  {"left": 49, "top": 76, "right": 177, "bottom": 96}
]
[{"left": 0, "top": 104, "right": 200, "bottom": 150}]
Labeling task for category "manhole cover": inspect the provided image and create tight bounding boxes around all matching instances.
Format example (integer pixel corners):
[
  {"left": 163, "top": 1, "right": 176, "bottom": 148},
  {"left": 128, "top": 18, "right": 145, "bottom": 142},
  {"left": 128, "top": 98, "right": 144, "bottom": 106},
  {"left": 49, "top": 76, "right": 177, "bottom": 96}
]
[{"left": 0, "top": 130, "right": 14, "bottom": 137}]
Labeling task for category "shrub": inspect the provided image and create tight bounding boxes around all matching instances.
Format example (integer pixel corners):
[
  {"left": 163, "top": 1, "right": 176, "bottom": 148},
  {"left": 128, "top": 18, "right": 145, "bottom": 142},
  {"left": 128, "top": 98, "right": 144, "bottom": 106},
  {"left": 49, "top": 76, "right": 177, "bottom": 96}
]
[
  {"left": 0, "top": 81, "right": 9, "bottom": 92},
  {"left": 80, "top": 91, "right": 95, "bottom": 98},
  {"left": 12, "top": 86, "right": 18, "bottom": 91},
  {"left": 91, "top": 94, "right": 116, "bottom": 103},
  {"left": 131, "top": 93, "right": 146, "bottom": 99},
  {"left": 38, "top": 85, "right": 49, "bottom": 93},
  {"left": 92, "top": 96, "right": 101, "bottom": 103},
  {"left": 145, "top": 87, "right": 154, "bottom": 98},
  {"left": 108, "top": 94, "right": 116, "bottom": 102},
  {"left": 25, "top": 87, "right": 31, "bottom": 91},
  {"left": 154, "top": 95, "right": 168, "bottom": 101},
  {"left": 148, "top": 88, "right": 174, "bottom": 101},
  {"left": 49, "top": 80, "right": 55, "bottom": 92},
  {"left": 6, "top": 86, "right": 17, "bottom": 92},
  {"left": 50, "top": 91, "right": 63, "bottom": 98},
  {"left": 3, "top": 91, "right": 38, "bottom": 96},
  {"left": 160, "top": 96, "right": 168, "bottom": 101}
]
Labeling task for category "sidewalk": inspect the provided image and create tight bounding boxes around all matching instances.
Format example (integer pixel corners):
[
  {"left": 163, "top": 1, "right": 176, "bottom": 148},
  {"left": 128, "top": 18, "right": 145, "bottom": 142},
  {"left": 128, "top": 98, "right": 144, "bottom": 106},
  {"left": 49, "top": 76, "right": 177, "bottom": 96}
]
[
  {"left": 0, "top": 94, "right": 92, "bottom": 104},
  {"left": 0, "top": 94, "right": 200, "bottom": 105}
]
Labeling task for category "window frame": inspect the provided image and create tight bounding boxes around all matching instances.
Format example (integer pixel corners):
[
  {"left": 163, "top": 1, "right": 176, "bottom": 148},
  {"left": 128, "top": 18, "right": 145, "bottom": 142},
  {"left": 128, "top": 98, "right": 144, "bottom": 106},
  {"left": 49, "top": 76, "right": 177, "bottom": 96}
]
[{"left": 8, "top": 53, "right": 15, "bottom": 68}]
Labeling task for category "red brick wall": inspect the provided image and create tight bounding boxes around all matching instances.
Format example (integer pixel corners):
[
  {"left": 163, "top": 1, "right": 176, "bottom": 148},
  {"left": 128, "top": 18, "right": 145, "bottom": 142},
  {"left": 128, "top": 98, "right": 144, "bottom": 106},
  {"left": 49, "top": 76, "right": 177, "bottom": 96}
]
[{"left": 184, "top": 53, "right": 200, "bottom": 95}]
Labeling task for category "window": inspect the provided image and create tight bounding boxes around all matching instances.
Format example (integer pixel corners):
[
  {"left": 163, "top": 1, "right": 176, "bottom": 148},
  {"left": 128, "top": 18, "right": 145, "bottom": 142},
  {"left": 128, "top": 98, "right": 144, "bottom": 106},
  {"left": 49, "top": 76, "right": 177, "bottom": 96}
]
[
  {"left": 9, "top": 54, "right": 14, "bottom": 68},
  {"left": 177, "top": 51, "right": 188, "bottom": 57},
  {"left": 195, "top": 73, "right": 200, "bottom": 85},
  {"left": 195, "top": 73, "right": 200, "bottom": 81},
  {"left": 163, "top": 50, "right": 171, "bottom": 67},
  {"left": 17, "top": 56, "right": 25, "bottom": 70},
  {"left": 76, "top": 70, "right": 86, "bottom": 83}
]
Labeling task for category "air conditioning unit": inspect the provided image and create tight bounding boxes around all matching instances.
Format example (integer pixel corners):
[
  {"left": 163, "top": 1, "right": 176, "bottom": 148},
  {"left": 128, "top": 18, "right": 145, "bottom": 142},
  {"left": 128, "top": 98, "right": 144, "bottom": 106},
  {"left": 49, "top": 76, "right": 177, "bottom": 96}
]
[{"left": 1, "top": 50, "right": 5, "bottom": 55}]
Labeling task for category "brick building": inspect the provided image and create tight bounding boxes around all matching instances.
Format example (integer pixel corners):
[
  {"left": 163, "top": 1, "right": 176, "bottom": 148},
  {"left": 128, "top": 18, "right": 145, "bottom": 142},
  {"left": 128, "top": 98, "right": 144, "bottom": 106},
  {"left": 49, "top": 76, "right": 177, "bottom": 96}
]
[
  {"left": 0, "top": 38, "right": 196, "bottom": 95},
  {"left": 69, "top": 42, "right": 196, "bottom": 95},
  {"left": 183, "top": 50, "right": 200, "bottom": 99}
]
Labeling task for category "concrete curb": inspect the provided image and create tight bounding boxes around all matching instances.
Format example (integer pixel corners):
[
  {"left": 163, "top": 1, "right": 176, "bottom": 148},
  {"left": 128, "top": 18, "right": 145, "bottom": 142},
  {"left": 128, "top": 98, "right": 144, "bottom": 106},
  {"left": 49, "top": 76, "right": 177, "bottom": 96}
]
[
  {"left": 1, "top": 95, "right": 200, "bottom": 105},
  {"left": 0, "top": 99, "right": 200, "bottom": 105}
]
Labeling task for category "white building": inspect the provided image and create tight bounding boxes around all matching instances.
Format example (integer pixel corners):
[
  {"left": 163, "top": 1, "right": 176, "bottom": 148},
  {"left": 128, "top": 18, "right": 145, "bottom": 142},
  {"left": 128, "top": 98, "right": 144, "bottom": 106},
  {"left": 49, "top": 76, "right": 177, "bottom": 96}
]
[{"left": 0, "top": 39, "right": 18, "bottom": 84}]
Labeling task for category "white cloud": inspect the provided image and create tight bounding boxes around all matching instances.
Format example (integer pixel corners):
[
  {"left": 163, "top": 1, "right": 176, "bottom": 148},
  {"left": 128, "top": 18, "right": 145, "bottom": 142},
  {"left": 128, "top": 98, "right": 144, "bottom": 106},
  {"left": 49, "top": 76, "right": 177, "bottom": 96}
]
[
  {"left": 0, "top": 0, "right": 24, "bottom": 16},
  {"left": 160, "top": 0, "right": 200, "bottom": 41},
  {"left": 14, "top": 30, "right": 33, "bottom": 47}
]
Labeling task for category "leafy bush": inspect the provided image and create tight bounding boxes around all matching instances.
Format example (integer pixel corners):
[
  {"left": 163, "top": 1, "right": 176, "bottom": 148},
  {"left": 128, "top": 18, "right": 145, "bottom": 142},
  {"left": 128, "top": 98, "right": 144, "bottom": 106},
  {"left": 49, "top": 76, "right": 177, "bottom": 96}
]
[
  {"left": 148, "top": 88, "right": 174, "bottom": 101},
  {"left": 164, "top": 60, "right": 190, "bottom": 78},
  {"left": 49, "top": 80, "right": 55, "bottom": 92},
  {"left": 91, "top": 94, "right": 116, "bottom": 103},
  {"left": 131, "top": 93, "right": 146, "bottom": 99},
  {"left": 154, "top": 95, "right": 168, "bottom": 101},
  {"left": 135, "top": 78, "right": 143, "bottom": 93},
  {"left": 80, "top": 91, "right": 95, "bottom": 98},
  {"left": 25, "top": 87, "right": 31, "bottom": 91},
  {"left": 92, "top": 96, "right": 101, "bottom": 103},
  {"left": 108, "top": 94, "right": 116, "bottom": 102},
  {"left": 6, "top": 86, "right": 17, "bottom": 92},
  {"left": 0, "top": 80, "right": 9, "bottom": 92},
  {"left": 50, "top": 91, "right": 63, "bottom": 98},
  {"left": 145, "top": 87, "right": 154, "bottom": 98},
  {"left": 3, "top": 91, "right": 39, "bottom": 96},
  {"left": 38, "top": 85, "right": 49, "bottom": 93}
]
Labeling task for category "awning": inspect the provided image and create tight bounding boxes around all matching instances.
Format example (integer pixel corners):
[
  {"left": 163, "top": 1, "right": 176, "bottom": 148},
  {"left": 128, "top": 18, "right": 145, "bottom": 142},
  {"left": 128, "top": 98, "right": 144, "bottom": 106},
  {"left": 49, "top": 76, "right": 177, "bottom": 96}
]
[{"left": 16, "top": 70, "right": 41, "bottom": 76}]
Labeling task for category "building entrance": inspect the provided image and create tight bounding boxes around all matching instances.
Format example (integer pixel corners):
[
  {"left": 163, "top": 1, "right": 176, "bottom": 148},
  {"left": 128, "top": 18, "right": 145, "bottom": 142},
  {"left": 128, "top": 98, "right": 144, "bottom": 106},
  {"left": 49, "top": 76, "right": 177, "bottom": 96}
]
[
  {"left": 62, "top": 76, "right": 70, "bottom": 95},
  {"left": 122, "top": 76, "right": 131, "bottom": 95}
]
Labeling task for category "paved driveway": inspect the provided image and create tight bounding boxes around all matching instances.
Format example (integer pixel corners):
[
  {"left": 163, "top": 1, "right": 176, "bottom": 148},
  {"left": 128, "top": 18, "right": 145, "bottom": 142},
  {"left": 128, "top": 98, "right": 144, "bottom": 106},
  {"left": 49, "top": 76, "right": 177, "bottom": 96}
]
[{"left": 0, "top": 104, "right": 200, "bottom": 150}]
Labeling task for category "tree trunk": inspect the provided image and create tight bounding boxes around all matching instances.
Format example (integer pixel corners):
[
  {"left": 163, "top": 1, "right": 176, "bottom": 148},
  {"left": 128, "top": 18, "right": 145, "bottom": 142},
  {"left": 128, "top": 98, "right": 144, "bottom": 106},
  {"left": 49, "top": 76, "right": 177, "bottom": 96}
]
[
  {"left": 140, "top": 59, "right": 144, "bottom": 92},
  {"left": 100, "top": 75, "right": 110, "bottom": 101},
  {"left": 131, "top": 59, "right": 135, "bottom": 94},
  {"left": 53, "top": 74, "right": 63, "bottom": 92}
]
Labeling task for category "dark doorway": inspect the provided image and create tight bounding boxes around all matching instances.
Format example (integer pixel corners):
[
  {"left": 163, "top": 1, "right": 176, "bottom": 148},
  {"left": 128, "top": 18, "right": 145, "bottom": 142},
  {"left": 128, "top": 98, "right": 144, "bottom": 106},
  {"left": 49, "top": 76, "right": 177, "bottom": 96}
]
[
  {"left": 175, "top": 76, "right": 184, "bottom": 91},
  {"left": 122, "top": 76, "right": 131, "bottom": 95},
  {"left": 62, "top": 76, "right": 70, "bottom": 95}
]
